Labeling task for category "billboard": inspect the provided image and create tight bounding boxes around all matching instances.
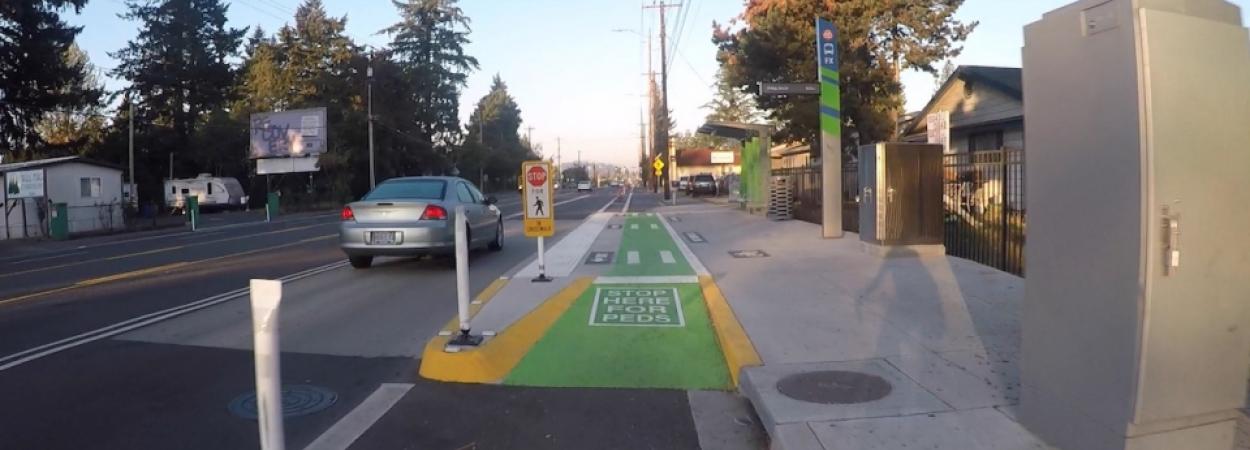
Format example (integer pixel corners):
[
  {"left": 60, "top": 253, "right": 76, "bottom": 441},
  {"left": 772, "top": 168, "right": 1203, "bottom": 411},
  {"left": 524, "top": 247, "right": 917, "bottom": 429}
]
[
  {"left": 249, "top": 107, "right": 328, "bottom": 159},
  {"left": 5, "top": 169, "right": 45, "bottom": 198},
  {"left": 710, "top": 151, "right": 735, "bottom": 164}
]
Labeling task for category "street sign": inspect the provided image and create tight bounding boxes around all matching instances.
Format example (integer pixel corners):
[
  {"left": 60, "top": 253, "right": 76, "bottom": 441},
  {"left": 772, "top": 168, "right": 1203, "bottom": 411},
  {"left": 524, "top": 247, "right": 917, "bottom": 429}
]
[
  {"left": 588, "top": 287, "right": 685, "bottom": 327},
  {"left": 5, "top": 169, "right": 45, "bottom": 198},
  {"left": 652, "top": 157, "right": 664, "bottom": 172},
  {"left": 522, "top": 161, "right": 554, "bottom": 237},
  {"left": 758, "top": 83, "right": 820, "bottom": 96}
]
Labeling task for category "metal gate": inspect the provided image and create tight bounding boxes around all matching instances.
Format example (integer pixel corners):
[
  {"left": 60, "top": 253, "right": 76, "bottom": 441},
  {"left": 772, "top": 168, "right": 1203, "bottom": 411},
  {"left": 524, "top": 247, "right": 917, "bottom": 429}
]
[
  {"left": 770, "top": 163, "right": 859, "bottom": 232},
  {"left": 943, "top": 149, "right": 1025, "bottom": 275}
]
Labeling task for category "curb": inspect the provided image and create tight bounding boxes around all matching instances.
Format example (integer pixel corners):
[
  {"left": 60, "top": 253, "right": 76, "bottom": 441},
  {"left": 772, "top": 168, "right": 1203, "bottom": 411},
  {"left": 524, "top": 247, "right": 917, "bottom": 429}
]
[
  {"left": 699, "top": 275, "right": 763, "bottom": 388},
  {"left": 418, "top": 277, "right": 594, "bottom": 384}
]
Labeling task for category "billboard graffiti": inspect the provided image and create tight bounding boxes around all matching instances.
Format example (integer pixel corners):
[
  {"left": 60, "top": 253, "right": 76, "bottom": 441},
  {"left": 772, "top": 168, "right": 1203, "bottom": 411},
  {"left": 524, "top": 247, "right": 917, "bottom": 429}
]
[{"left": 249, "top": 107, "right": 328, "bottom": 159}]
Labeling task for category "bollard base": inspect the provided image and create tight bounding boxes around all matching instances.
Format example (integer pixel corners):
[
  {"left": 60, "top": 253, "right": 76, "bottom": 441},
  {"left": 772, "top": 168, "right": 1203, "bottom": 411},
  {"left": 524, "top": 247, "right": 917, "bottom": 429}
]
[
  {"left": 532, "top": 274, "right": 553, "bottom": 283},
  {"left": 448, "top": 330, "right": 483, "bottom": 347}
]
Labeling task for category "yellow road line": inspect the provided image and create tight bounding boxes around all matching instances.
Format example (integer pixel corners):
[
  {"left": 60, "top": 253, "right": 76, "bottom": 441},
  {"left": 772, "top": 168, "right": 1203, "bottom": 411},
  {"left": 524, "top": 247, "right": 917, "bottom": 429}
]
[
  {"left": 699, "top": 275, "right": 762, "bottom": 388},
  {"left": 0, "top": 222, "right": 330, "bottom": 279},
  {"left": 0, "top": 234, "right": 336, "bottom": 308},
  {"left": 419, "top": 277, "right": 593, "bottom": 384}
]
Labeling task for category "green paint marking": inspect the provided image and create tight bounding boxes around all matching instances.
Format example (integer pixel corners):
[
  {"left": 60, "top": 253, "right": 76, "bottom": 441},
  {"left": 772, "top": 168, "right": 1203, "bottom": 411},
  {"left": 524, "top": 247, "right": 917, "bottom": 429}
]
[
  {"left": 821, "top": 67, "right": 840, "bottom": 81},
  {"left": 589, "top": 286, "right": 685, "bottom": 327},
  {"left": 607, "top": 215, "right": 694, "bottom": 277},
  {"left": 504, "top": 283, "right": 730, "bottom": 389}
]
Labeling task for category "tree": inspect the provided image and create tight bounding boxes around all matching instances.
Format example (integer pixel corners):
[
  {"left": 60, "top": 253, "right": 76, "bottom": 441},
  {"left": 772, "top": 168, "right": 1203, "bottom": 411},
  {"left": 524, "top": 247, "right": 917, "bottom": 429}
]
[
  {"left": 35, "top": 44, "right": 107, "bottom": 156},
  {"left": 384, "top": 0, "right": 479, "bottom": 168},
  {"left": 0, "top": 0, "right": 101, "bottom": 159},
  {"left": 111, "top": 0, "right": 245, "bottom": 146},
  {"left": 934, "top": 60, "right": 955, "bottom": 91},
  {"left": 714, "top": 0, "right": 976, "bottom": 151},
  {"left": 462, "top": 75, "right": 529, "bottom": 191},
  {"left": 703, "top": 68, "right": 760, "bottom": 124}
]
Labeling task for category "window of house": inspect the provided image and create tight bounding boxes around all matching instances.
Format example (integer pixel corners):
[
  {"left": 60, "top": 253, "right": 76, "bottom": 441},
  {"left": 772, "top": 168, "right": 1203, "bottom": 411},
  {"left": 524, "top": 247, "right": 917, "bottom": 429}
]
[
  {"left": 969, "top": 130, "right": 1004, "bottom": 152},
  {"left": 80, "top": 177, "right": 101, "bottom": 198}
]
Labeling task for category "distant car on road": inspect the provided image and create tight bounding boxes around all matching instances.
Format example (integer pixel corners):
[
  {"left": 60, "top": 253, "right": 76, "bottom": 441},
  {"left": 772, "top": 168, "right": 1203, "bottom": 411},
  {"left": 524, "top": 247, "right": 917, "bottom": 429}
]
[
  {"left": 339, "top": 176, "right": 503, "bottom": 269},
  {"left": 691, "top": 174, "right": 717, "bottom": 196},
  {"left": 577, "top": 181, "right": 592, "bottom": 192}
]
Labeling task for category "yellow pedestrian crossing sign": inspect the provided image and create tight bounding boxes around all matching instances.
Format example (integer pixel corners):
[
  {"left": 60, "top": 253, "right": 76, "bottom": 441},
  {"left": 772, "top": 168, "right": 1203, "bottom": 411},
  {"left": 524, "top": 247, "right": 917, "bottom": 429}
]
[{"left": 652, "top": 157, "right": 664, "bottom": 172}]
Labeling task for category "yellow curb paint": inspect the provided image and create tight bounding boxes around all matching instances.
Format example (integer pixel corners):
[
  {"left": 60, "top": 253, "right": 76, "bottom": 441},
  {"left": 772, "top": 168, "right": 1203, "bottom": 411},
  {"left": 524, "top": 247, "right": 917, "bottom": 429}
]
[
  {"left": 419, "top": 277, "right": 594, "bottom": 384},
  {"left": 698, "top": 275, "right": 762, "bottom": 388}
]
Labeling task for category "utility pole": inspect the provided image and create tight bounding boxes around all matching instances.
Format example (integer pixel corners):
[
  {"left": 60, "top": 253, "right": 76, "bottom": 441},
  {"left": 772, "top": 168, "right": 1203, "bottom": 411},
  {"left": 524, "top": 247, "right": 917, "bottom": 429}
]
[
  {"left": 556, "top": 137, "right": 562, "bottom": 187},
  {"left": 645, "top": 1, "right": 680, "bottom": 201},
  {"left": 128, "top": 99, "right": 135, "bottom": 207},
  {"left": 367, "top": 50, "right": 376, "bottom": 189}
]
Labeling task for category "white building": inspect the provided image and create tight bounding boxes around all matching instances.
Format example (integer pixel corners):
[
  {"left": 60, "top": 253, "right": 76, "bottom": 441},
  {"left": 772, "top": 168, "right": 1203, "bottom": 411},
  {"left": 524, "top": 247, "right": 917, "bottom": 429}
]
[{"left": 1, "top": 156, "right": 126, "bottom": 240}]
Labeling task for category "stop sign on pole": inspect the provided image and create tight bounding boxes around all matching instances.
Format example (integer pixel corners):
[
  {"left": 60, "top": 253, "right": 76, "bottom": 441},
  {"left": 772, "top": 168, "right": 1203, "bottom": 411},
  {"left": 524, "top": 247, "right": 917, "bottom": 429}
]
[{"left": 521, "top": 161, "right": 554, "bottom": 237}]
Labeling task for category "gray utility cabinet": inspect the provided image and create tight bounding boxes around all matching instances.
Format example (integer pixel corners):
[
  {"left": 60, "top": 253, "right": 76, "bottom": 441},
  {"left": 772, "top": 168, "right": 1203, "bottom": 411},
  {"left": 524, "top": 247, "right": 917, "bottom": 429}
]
[
  {"left": 858, "top": 143, "right": 943, "bottom": 246},
  {"left": 1020, "top": 1, "right": 1250, "bottom": 449}
]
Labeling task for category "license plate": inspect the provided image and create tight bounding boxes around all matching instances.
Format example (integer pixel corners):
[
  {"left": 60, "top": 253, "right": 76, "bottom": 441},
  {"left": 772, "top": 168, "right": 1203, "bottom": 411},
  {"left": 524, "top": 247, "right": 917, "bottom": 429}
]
[{"left": 368, "top": 231, "right": 400, "bottom": 245}]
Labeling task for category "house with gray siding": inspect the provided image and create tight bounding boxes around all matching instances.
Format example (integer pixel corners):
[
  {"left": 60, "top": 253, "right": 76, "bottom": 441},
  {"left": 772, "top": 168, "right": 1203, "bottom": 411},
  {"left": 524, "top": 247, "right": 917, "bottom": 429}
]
[{"left": 902, "top": 65, "right": 1023, "bottom": 152}]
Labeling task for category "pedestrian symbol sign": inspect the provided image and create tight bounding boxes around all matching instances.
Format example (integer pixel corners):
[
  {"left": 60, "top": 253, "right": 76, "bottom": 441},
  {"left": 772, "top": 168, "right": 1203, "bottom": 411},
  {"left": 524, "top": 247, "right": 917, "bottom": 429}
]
[
  {"left": 588, "top": 287, "right": 685, "bottom": 327},
  {"left": 652, "top": 157, "right": 664, "bottom": 172},
  {"left": 522, "top": 161, "right": 554, "bottom": 237}
]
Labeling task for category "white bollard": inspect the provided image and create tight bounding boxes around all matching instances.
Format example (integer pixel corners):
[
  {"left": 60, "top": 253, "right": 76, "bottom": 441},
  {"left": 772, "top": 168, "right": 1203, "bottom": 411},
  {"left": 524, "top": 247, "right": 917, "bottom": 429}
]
[
  {"left": 249, "top": 279, "right": 285, "bottom": 450},
  {"left": 449, "top": 206, "right": 482, "bottom": 347},
  {"left": 454, "top": 205, "right": 470, "bottom": 333}
]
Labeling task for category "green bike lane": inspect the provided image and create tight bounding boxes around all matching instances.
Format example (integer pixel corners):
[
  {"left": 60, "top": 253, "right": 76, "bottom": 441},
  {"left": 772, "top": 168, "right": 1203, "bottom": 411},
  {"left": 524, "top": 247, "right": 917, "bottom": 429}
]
[{"left": 503, "top": 214, "right": 731, "bottom": 389}]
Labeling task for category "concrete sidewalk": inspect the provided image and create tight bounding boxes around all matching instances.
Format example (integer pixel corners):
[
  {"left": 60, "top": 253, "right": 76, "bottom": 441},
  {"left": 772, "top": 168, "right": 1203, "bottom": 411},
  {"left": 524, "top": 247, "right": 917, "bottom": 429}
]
[{"left": 658, "top": 201, "right": 1051, "bottom": 450}]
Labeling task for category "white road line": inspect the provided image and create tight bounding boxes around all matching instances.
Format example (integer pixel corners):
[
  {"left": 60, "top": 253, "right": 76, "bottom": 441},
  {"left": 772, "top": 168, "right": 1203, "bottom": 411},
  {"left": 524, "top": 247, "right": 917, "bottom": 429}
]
[
  {"left": 650, "top": 224, "right": 659, "bottom": 230},
  {"left": 595, "top": 275, "right": 700, "bottom": 284},
  {"left": 660, "top": 250, "right": 676, "bottom": 264},
  {"left": 8, "top": 250, "right": 87, "bottom": 264},
  {"left": 630, "top": 224, "right": 639, "bottom": 230},
  {"left": 658, "top": 213, "right": 710, "bottom": 276},
  {"left": 0, "top": 260, "right": 347, "bottom": 372},
  {"left": 305, "top": 383, "right": 414, "bottom": 450},
  {"left": 596, "top": 194, "right": 620, "bottom": 213},
  {"left": 627, "top": 251, "right": 640, "bottom": 264},
  {"left": 504, "top": 194, "right": 592, "bottom": 219},
  {"left": 621, "top": 189, "right": 633, "bottom": 213}
]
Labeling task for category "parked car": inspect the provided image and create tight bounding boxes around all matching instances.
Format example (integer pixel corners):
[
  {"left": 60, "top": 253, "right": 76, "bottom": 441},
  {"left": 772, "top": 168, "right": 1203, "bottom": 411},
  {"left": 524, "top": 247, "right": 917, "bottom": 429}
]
[
  {"left": 577, "top": 181, "right": 592, "bottom": 192},
  {"left": 678, "top": 176, "right": 690, "bottom": 192},
  {"left": 691, "top": 174, "right": 717, "bottom": 196},
  {"left": 339, "top": 176, "right": 502, "bottom": 269}
]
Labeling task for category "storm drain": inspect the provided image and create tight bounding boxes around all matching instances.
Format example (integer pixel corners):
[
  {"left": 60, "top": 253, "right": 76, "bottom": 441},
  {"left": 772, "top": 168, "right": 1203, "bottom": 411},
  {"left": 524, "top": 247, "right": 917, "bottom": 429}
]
[
  {"left": 228, "top": 384, "right": 338, "bottom": 419},
  {"left": 776, "top": 371, "right": 892, "bottom": 405}
]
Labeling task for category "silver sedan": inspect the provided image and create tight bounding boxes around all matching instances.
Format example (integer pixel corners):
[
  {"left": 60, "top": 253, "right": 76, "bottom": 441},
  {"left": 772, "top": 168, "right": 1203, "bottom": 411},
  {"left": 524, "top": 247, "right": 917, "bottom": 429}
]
[{"left": 339, "top": 176, "right": 503, "bottom": 269}]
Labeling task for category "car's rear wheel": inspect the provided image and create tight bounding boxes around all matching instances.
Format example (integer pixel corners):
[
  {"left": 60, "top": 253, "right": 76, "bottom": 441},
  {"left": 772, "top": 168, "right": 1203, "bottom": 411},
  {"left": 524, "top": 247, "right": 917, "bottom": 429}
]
[
  {"left": 349, "top": 255, "right": 373, "bottom": 269},
  {"left": 488, "top": 219, "right": 503, "bottom": 251}
]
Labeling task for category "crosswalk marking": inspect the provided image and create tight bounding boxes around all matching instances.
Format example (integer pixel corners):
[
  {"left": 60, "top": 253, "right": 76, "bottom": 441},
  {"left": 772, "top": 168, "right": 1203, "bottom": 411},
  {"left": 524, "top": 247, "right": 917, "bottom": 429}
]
[
  {"left": 627, "top": 251, "right": 640, "bottom": 264},
  {"left": 660, "top": 251, "right": 676, "bottom": 264},
  {"left": 650, "top": 224, "right": 659, "bottom": 230},
  {"left": 630, "top": 224, "right": 639, "bottom": 230}
]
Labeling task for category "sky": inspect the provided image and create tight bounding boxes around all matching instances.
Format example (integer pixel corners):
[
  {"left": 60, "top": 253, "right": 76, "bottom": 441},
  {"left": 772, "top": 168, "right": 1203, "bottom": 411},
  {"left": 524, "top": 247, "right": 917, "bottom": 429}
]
[{"left": 69, "top": 0, "right": 1250, "bottom": 167}]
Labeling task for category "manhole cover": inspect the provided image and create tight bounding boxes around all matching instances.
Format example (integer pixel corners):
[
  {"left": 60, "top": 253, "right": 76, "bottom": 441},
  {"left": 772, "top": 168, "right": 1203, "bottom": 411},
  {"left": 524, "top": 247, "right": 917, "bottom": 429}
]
[
  {"left": 228, "top": 384, "right": 338, "bottom": 419},
  {"left": 776, "top": 371, "right": 892, "bottom": 405}
]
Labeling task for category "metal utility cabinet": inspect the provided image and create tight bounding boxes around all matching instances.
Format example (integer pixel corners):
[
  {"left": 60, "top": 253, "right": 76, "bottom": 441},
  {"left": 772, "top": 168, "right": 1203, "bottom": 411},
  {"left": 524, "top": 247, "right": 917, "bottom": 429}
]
[
  {"left": 858, "top": 143, "right": 944, "bottom": 255},
  {"left": 1020, "top": 1, "right": 1250, "bottom": 449}
]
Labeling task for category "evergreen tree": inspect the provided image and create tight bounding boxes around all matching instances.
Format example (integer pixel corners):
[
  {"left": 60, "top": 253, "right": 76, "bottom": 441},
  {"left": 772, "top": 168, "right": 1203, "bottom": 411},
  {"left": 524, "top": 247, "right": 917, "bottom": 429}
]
[
  {"left": 111, "top": 0, "right": 245, "bottom": 145},
  {"left": 384, "top": 0, "right": 479, "bottom": 165},
  {"left": 0, "top": 0, "right": 101, "bottom": 159},
  {"left": 703, "top": 68, "right": 760, "bottom": 124},
  {"left": 463, "top": 75, "right": 527, "bottom": 190},
  {"left": 35, "top": 44, "right": 107, "bottom": 157},
  {"left": 714, "top": 0, "right": 976, "bottom": 149}
]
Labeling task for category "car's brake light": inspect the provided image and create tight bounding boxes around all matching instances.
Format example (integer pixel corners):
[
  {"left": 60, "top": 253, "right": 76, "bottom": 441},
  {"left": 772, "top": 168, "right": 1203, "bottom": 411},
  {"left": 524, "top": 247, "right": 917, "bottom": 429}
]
[
  {"left": 421, "top": 204, "right": 448, "bottom": 220},
  {"left": 341, "top": 205, "right": 355, "bottom": 221}
]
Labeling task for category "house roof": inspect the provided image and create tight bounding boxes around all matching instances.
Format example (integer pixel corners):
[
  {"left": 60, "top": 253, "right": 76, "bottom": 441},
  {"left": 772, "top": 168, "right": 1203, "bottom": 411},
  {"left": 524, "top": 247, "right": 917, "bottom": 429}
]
[
  {"left": 902, "top": 65, "right": 1022, "bottom": 137},
  {"left": 0, "top": 156, "right": 124, "bottom": 174}
]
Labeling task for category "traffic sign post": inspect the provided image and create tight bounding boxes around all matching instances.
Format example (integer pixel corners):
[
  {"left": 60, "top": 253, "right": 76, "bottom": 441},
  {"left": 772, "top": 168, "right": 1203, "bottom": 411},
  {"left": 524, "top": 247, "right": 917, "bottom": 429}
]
[{"left": 522, "top": 161, "right": 555, "bottom": 282}]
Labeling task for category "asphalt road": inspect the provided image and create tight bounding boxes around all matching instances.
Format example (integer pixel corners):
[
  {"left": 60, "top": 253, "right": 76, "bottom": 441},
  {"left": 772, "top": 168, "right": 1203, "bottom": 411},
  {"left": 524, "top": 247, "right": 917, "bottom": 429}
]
[{"left": 0, "top": 187, "right": 630, "bottom": 449}]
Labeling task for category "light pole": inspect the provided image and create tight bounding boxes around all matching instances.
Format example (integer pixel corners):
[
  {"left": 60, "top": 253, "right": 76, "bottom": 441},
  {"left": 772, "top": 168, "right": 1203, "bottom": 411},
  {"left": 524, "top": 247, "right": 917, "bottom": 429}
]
[{"left": 367, "top": 51, "right": 376, "bottom": 189}]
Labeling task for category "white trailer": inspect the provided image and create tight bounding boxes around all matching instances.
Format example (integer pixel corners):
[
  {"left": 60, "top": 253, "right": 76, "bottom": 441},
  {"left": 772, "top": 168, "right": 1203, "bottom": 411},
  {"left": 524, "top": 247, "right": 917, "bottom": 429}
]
[{"left": 164, "top": 174, "right": 247, "bottom": 212}]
